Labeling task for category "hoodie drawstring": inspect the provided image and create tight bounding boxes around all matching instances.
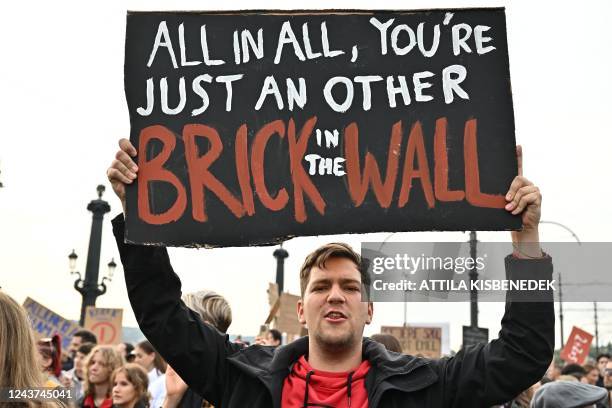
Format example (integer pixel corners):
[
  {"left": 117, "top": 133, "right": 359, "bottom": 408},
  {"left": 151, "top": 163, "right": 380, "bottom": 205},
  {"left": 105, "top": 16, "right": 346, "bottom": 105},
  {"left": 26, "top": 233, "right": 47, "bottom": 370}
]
[
  {"left": 347, "top": 371, "right": 354, "bottom": 407},
  {"left": 302, "top": 369, "right": 355, "bottom": 408},
  {"left": 303, "top": 370, "right": 314, "bottom": 408}
]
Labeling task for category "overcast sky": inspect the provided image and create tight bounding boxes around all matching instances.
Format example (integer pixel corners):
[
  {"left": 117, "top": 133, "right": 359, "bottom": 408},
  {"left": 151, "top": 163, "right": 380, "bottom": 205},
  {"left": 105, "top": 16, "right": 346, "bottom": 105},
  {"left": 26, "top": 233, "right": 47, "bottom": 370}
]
[{"left": 1, "top": 0, "right": 611, "bottom": 351}]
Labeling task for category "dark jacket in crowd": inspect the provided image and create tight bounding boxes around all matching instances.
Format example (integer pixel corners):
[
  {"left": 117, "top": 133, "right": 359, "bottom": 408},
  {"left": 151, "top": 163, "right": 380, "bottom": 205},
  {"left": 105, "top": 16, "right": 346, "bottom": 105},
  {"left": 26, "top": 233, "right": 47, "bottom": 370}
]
[
  {"left": 113, "top": 215, "right": 555, "bottom": 408},
  {"left": 112, "top": 399, "right": 148, "bottom": 408}
]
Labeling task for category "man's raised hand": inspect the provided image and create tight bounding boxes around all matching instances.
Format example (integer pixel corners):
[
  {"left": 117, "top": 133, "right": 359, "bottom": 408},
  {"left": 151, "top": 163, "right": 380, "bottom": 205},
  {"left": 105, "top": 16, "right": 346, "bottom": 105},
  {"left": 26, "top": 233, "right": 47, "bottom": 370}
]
[
  {"left": 106, "top": 138, "right": 138, "bottom": 213},
  {"left": 504, "top": 145, "right": 542, "bottom": 232},
  {"left": 505, "top": 146, "right": 543, "bottom": 257}
]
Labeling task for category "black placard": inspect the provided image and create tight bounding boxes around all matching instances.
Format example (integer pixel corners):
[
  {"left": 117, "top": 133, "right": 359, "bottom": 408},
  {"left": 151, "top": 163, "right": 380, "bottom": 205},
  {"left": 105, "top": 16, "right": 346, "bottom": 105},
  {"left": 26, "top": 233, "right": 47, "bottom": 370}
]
[{"left": 124, "top": 8, "right": 520, "bottom": 247}]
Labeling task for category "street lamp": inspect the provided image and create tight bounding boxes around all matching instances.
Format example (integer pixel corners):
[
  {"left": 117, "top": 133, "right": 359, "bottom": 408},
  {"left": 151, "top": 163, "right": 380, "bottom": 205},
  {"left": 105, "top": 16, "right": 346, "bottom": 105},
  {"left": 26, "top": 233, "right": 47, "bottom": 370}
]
[
  {"left": 106, "top": 258, "right": 117, "bottom": 282},
  {"left": 69, "top": 249, "right": 79, "bottom": 277},
  {"left": 69, "top": 185, "right": 112, "bottom": 326},
  {"left": 69, "top": 251, "right": 116, "bottom": 325}
]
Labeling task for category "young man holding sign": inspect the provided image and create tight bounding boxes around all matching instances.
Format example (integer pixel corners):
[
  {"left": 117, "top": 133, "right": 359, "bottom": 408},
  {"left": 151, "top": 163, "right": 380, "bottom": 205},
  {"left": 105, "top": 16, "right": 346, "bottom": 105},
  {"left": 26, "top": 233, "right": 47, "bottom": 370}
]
[{"left": 108, "top": 140, "right": 553, "bottom": 407}]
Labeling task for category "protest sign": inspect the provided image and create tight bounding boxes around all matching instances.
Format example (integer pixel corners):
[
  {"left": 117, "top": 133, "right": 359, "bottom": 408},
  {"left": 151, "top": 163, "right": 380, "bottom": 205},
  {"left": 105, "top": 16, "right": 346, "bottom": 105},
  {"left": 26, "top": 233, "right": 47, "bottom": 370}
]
[
  {"left": 124, "top": 9, "right": 520, "bottom": 247},
  {"left": 267, "top": 282, "right": 304, "bottom": 337},
  {"left": 22, "top": 297, "right": 82, "bottom": 351},
  {"left": 381, "top": 325, "right": 442, "bottom": 358},
  {"left": 276, "top": 292, "right": 304, "bottom": 337},
  {"left": 560, "top": 326, "right": 593, "bottom": 365},
  {"left": 83, "top": 306, "right": 123, "bottom": 345}
]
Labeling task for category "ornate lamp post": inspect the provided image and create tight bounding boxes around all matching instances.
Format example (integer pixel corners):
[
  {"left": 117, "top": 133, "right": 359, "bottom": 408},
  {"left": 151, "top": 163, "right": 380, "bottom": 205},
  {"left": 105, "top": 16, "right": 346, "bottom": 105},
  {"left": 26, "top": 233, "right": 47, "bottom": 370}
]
[{"left": 69, "top": 185, "right": 115, "bottom": 326}]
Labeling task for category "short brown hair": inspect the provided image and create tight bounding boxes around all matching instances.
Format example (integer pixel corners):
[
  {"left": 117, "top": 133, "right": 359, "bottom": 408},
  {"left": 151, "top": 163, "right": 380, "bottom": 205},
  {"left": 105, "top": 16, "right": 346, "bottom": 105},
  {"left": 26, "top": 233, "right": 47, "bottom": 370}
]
[{"left": 299, "top": 243, "right": 370, "bottom": 297}]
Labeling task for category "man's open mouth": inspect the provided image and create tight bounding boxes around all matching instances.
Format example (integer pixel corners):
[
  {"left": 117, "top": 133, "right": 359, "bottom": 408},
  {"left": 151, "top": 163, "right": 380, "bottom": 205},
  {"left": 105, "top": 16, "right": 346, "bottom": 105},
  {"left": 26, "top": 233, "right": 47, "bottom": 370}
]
[{"left": 324, "top": 311, "right": 347, "bottom": 321}]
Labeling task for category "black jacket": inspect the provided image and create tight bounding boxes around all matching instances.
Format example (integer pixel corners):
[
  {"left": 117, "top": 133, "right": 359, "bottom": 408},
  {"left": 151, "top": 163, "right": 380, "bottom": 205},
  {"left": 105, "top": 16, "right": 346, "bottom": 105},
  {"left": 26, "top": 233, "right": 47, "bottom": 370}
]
[
  {"left": 112, "top": 400, "right": 149, "bottom": 408},
  {"left": 113, "top": 215, "right": 554, "bottom": 408}
]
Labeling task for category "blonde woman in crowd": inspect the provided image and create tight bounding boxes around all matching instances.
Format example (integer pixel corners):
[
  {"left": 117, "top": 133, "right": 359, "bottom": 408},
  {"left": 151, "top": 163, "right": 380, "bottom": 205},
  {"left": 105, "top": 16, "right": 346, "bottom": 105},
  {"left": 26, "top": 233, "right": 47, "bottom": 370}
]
[
  {"left": 110, "top": 364, "right": 150, "bottom": 408},
  {"left": 0, "top": 291, "right": 66, "bottom": 408},
  {"left": 80, "top": 345, "right": 124, "bottom": 408}
]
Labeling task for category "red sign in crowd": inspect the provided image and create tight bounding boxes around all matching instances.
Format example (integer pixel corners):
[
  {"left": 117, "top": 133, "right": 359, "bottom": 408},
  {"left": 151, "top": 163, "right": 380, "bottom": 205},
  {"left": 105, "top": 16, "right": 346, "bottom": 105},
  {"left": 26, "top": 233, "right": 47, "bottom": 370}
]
[{"left": 560, "top": 326, "right": 594, "bottom": 365}]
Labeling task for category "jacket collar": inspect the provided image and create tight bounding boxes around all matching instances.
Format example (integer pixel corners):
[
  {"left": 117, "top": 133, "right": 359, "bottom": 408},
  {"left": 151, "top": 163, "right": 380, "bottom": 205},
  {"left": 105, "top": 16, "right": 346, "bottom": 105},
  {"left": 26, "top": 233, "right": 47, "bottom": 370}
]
[{"left": 228, "top": 336, "right": 438, "bottom": 407}]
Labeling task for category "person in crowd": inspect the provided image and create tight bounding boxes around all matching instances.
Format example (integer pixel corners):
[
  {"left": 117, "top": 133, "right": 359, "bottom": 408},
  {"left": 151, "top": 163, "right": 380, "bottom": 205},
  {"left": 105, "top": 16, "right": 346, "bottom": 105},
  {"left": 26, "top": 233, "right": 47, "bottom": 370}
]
[
  {"left": 134, "top": 340, "right": 167, "bottom": 405},
  {"left": 582, "top": 363, "right": 600, "bottom": 385},
  {"left": 37, "top": 335, "right": 63, "bottom": 387},
  {"left": 604, "top": 360, "right": 612, "bottom": 407},
  {"left": 530, "top": 381, "right": 608, "bottom": 408},
  {"left": 0, "top": 291, "right": 66, "bottom": 407},
  {"left": 545, "top": 360, "right": 562, "bottom": 381},
  {"left": 264, "top": 329, "right": 283, "bottom": 347},
  {"left": 108, "top": 139, "right": 554, "bottom": 406},
  {"left": 182, "top": 290, "right": 233, "bottom": 333},
  {"left": 164, "top": 290, "right": 234, "bottom": 408},
  {"left": 62, "top": 342, "right": 96, "bottom": 400},
  {"left": 370, "top": 333, "right": 403, "bottom": 353},
  {"left": 134, "top": 341, "right": 166, "bottom": 385},
  {"left": 65, "top": 330, "right": 98, "bottom": 370},
  {"left": 81, "top": 345, "right": 124, "bottom": 408},
  {"left": 596, "top": 353, "right": 610, "bottom": 387},
  {"left": 70, "top": 330, "right": 99, "bottom": 353},
  {"left": 111, "top": 364, "right": 151, "bottom": 408},
  {"left": 116, "top": 342, "right": 135, "bottom": 363},
  {"left": 61, "top": 349, "right": 74, "bottom": 373},
  {"left": 561, "top": 363, "right": 587, "bottom": 382},
  {"left": 148, "top": 355, "right": 167, "bottom": 408},
  {"left": 501, "top": 379, "right": 549, "bottom": 408}
]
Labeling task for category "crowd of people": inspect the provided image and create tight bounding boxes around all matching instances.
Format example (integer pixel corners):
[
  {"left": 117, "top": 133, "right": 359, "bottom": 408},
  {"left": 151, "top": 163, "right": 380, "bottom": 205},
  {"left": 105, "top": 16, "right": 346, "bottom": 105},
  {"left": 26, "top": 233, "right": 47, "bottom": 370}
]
[
  {"left": 1, "top": 289, "right": 234, "bottom": 408},
  {"left": 496, "top": 354, "right": 612, "bottom": 407},
  {"left": 1, "top": 286, "right": 294, "bottom": 408},
  {"left": 1, "top": 286, "right": 611, "bottom": 407}
]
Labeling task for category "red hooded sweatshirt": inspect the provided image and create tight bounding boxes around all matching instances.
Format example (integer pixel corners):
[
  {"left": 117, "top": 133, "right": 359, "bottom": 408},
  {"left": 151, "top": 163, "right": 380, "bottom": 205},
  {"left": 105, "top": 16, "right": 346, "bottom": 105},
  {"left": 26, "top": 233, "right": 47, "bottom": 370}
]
[{"left": 281, "top": 356, "right": 371, "bottom": 408}]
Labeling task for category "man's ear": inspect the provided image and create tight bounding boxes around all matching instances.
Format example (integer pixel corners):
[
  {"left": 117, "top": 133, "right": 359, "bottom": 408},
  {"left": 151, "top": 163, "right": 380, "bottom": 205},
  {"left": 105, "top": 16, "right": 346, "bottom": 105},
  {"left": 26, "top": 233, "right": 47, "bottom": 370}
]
[
  {"left": 366, "top": 301, "right": 373, "bottom": 325},
  {"left": 297, "top": 298, "right": 306, "bottom": 325}
]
